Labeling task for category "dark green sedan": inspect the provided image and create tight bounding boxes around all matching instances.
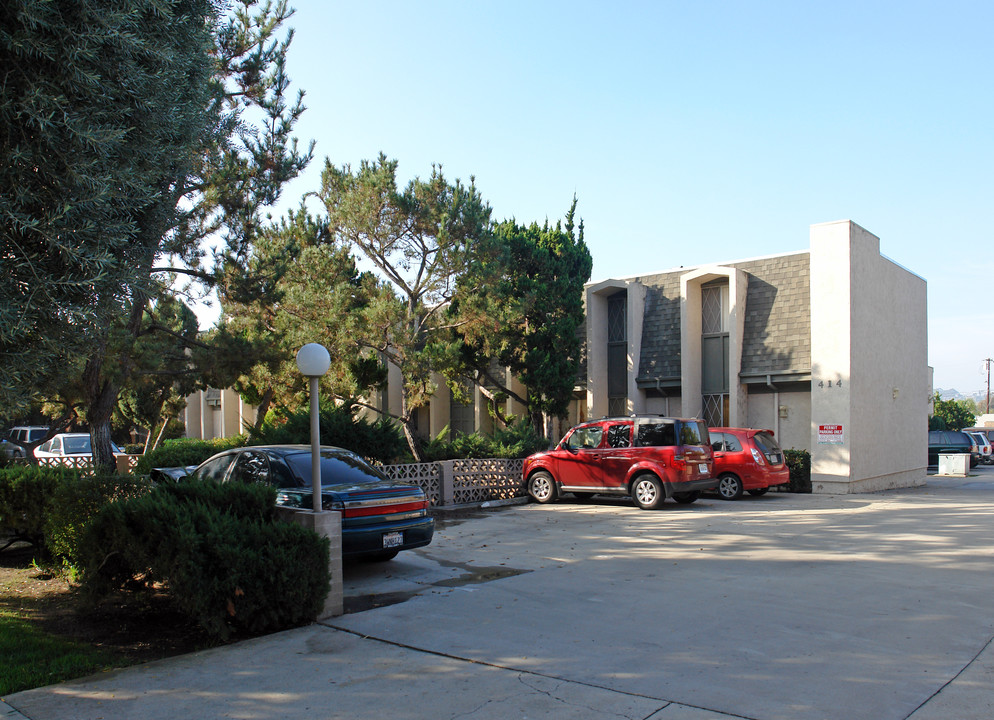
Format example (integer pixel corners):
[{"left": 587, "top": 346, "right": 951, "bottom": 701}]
[{"left": 188, "top": 445, "right": 434, "bottom": 561}]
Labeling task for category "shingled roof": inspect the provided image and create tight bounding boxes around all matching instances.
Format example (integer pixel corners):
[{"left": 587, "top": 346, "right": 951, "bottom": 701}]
[{"left": 631, "top": 251, "right": 812, "bottom": 384}]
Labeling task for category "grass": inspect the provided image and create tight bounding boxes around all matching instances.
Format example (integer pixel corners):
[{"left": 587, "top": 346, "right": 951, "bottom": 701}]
[{"left": 0, "top": 609, "right": 119, "bottom": 696}]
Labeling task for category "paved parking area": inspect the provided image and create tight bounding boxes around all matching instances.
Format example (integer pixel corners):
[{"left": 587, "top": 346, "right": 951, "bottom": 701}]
[{"left": 6, "top": 467, "right": 994, "bottom": 720}]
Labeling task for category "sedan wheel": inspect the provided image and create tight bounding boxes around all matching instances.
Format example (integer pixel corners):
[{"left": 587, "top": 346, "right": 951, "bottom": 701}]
[
  {"left": 631, "top": 474, "right": 664, "bottom": 510},
  {"left": 717, "top": 473, "right": 744, "bottom": 500},
  {"left": 672, "top": 491, "right": 699, "bottom": 504},
  {"left": 528, "top": 471, "right": 558, "bottom": 504},
  {"left": 747, "top": 488, "right": 769, "bottom": 497}
]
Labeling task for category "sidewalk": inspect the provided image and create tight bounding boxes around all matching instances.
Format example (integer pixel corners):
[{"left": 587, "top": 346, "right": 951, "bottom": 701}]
[{"left": 5, "top": 471, "right": 994, "bottom": 720}]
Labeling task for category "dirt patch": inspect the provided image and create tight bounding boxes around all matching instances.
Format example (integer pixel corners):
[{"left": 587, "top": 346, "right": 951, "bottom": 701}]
[{"left": 0, "top": 542, "right": 236, "bottom": 666}]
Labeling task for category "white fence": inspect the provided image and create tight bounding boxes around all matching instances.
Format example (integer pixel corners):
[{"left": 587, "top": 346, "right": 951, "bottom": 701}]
[{"left": 33, "top": 455, "right": 140, "bottom": 474}]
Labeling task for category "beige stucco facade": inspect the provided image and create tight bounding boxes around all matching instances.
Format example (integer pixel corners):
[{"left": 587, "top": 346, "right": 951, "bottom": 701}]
[
  {"left": 183, "top": 388, "right": 257, "bottom": 440},
  {"left": 583, "top": 220, "right": 929, "bottom": 494},
  {"left": 808, "top": 221, "right": 928, "bottom": 492}
]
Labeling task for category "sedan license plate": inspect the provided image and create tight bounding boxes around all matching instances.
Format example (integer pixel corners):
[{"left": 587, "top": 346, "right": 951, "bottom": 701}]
[
  {"left": 383, "top": 531, "right": 403, "bottom": 549},
  {"left": 698, "top": 463, "right": 709, "bottom": 474}
]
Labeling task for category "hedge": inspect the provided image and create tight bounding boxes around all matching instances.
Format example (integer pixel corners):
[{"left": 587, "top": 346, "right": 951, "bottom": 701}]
[
  {"left": 783, "top": 448, "right": 812, "bottom": 493},
  {"left": 420, "top": 417, "right": 549, "bottom": 461},
  {"left": 249, "top": 400, "right": 407, "bottom": 464},
  {"left": 0, "top": 465, "right": 77, "bottom": 549},
  {"left": 131, "top": 436, "right": 246, "bottom": 476},
  {"left": 78, "top": 479, "right": 330, "bottom": 639},
  {"left": 45, "top": 473, "right": 151, "bottom": 578}
]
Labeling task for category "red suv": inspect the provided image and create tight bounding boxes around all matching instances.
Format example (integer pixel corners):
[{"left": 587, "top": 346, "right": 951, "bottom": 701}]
[
  {"left": 708, "top": 427, "right": 789, "bottom": 500},
  {"left": 523, "top": 416, "right": 716, "bottom": 509}
]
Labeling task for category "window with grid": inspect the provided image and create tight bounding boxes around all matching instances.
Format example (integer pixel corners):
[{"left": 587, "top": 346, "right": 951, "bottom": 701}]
[
  {"left": 701, "top": 283, "right": 729, "bottom": 427},
  {"left": 607, "top": 293, "right": 627, "bottom": 415},
  {"left": 702, "top": 393, "right": 729, "bottom": 427}
]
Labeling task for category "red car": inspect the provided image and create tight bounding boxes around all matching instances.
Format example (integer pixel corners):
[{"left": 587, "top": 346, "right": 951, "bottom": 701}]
[
  {"left": 708, "top": 427, "right": 789, "bottom": 500},
  {"left": 523, "top": 416, "right": 716, "bottom": 509}
]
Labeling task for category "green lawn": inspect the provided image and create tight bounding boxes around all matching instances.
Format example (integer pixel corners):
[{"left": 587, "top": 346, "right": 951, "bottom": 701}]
[{"left": 0, "top": 610, "right": 119, "bottom": 696}]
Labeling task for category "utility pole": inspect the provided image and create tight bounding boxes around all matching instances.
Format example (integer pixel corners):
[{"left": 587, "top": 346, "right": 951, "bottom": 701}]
[{"left": 985, "top": 358, "right": 993, "bottom": 415}]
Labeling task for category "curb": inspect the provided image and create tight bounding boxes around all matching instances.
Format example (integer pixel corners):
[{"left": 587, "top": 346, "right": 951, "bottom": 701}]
[{"left": 1, "top": 701, "right": 30, "bottom": 719}]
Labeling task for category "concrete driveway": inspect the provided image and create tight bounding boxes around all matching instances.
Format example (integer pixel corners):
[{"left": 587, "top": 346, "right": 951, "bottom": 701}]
[{"left": 6, "top": 467, "right": 994, "bottom": 720}]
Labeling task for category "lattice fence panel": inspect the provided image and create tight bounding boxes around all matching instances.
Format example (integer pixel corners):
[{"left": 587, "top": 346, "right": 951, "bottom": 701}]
[
  {"left": 381, "top": 462, "right": 442, "bottom": 506},
  {"left": 36, "top": 457, "right": 95, "bottom": 473},
  {"left": 451, "top": 458, "right": 525, "bottom": 505},
  {"left": 27, "top": 455, "right": 153, "bottom": 476}
]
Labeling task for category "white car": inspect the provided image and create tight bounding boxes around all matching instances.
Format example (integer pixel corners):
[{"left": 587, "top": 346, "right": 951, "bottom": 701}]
[
  {"left": 33, "top": 433, "right": 124, "bottom": 460},
  {"left": 966, "top": 431, "right": 992, "bottom": 465}
]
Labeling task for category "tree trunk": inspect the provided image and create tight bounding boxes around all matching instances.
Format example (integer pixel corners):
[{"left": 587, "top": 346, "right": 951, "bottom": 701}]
[
  {"left": 402, "top": 419, "right": 425, "bottom": 463},
  {"left": 84, "top": 297, "right": 145, "bottom": 474},
  {"left": 400, "top": 394, "right": 425, "bottom": 462},
  {"left": 89, "top": 419, "right": 116, "bottom": 474},
  {"left": 82, "top": 334, "right": 120, "bottom": 474},
  {"left": 530, "top": 409, "right": 544, "bottom": 439},
  {"left": 150, "top": 415, "right": 170, "bottom": 452},
  {"left": 543, "top": 413, "right": 554, "bottom": 446},
  {"left": 252, "top": 386, "right": 274, "bottom": 433}
]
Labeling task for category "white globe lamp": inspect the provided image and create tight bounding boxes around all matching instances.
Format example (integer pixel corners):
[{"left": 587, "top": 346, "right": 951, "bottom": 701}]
[{"left": 296, "top": 343, "right": 330, "bottom": 511}]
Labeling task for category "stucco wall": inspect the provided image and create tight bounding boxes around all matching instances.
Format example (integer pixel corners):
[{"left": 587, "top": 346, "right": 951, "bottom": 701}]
[
  {"left": 645, "top": 395, "right": 681, "bottom": 416},
  {"left": 809, "top": 221, "right": 926, "bottom": 492},
  {"left": 850, "top": 232, "right": 928, "bottom": 487},
  {"left": 778, "top": 390, "right": 812, "bottom": 452},
  {"left": 745, "top": 389, "right": 811, "bottom": 452}
]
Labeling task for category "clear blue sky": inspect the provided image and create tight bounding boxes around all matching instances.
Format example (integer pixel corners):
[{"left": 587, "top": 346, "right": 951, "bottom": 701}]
[{"left": 255, "top": 0, "right": 993, "bottom": 396}]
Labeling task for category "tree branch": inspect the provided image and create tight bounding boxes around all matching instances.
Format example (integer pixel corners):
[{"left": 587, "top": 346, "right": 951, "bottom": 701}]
[
  {"left": 151, "top": 266, "right": 215, "bottom": 283},
  {"left": 140, "top": 322, "right": 211, "bottom": 349}
]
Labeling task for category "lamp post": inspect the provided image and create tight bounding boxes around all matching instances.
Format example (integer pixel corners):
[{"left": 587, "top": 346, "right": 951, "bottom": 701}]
[{"left": 296, "top": 343, "right": 331, "bottom": 512}]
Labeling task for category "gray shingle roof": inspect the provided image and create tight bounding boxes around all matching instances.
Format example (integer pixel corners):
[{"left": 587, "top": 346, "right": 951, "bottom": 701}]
[{"left": 632, "top": 252, "right": 812, "bottom": 381}]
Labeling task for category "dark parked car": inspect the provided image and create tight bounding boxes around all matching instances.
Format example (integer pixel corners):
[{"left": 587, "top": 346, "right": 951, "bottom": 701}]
[
  {"left": 523, "top": 416, "right": 716, "bottom": 509},
  {"left": 187, "top": 445, "right": 434, "bottom": 561},
  {"left": 927, "top": 430, "right": 976, "bottom": 468},
  {"left": 709, "top": 427, "right": 789, "bottom": 500}
]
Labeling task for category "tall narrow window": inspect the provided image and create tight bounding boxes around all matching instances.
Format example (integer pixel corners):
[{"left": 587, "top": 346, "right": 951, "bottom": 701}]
[
  {"left": 701, "top": 283, "right": 729, "bottom": 425},
  {"left": 607, "top": 293, "right": 627, "bottom": 416}
]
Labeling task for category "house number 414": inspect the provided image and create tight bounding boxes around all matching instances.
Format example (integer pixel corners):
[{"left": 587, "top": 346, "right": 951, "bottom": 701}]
[{"left": 818, "top": 380, "right": 843, "bottom": 388}]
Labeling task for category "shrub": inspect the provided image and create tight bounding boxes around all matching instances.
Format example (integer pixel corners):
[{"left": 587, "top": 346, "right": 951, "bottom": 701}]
[
  {"left": 250, "top": 400, "right": 407, "bottom": 464},
  {"left": 131, "top": 436, "right": 246, "bottom": 476},
  {"left": 44, "top": 473, "right": 151, "bottom": 578},
  {"left": 78, "top": 479, "right": 329, "bottom": 639},
  {"left": 0, "top": 466, "right": 78, "bottom": 549},
  {"left": 421, "top": 418, "right": 548, "bottom": 461},
  {"left": 783, "top": 448, "right": 811, "bottom": 493}
]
